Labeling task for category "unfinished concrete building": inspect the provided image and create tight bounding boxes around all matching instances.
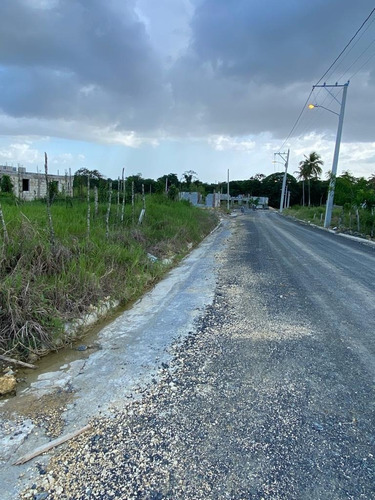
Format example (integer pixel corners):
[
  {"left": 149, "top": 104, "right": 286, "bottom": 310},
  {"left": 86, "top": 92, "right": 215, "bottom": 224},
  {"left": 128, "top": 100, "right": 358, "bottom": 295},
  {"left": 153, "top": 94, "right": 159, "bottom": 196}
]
[{"left": 0, "top": 165, "right": 73, "bottom": 201}]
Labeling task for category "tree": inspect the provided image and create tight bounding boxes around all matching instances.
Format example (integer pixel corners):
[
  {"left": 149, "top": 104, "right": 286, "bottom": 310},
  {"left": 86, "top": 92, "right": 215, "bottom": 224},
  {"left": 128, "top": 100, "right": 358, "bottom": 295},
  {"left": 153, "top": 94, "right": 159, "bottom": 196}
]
[
  {"left": 295, "top": 165, "right": 308, "bottom": 206},
  {"left": 73, "top": 168, "right": 103, "bottom": 198},
  {"left": 167, "top": 184, "right": 179, "bottom": 201},
  {"left": 299, "top": 152, "right": 323, "bottom": 206},
  {"left": 48, "top": 180, "right": 58, "bottom": 203},
  {"left": 0, "top": 174, "right": 14, "bottom": 194},
  {"left": 181, "top": 170, "right": 198, "bottom": 190},
  {"left": 156, "top": 173, "right": 179, "bottom": 193},
  {"left": 262, "top": 172, "right": 298, "bottom": 208}
]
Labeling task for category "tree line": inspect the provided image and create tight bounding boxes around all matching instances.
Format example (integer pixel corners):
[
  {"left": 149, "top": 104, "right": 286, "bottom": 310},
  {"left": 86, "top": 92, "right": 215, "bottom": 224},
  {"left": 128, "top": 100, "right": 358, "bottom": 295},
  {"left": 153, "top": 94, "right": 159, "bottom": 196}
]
[{"left": 1, "top": 155, "right": 374, "bottom": 212}]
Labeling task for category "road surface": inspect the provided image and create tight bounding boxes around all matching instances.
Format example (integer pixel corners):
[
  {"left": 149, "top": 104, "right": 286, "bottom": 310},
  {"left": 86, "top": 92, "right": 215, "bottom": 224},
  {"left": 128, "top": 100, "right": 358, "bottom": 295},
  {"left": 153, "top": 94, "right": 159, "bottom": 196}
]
[{"left": 6, "top": 211, "right": 375, "bottom": 499}]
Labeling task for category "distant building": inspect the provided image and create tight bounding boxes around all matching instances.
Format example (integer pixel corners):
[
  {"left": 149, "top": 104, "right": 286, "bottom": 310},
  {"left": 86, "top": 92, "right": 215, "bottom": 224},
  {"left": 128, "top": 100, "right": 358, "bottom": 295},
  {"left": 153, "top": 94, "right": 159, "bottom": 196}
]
[
  {"left": 205, "top": 192, "right": 221, "bottom": 208},
  {"left": 179, "top": 192, "right": 203, "bottom": 206},
  {"left": 219, "top": 194, "right": 269, "bottom": 209},
  {"left": 0, "top": 165, "right": 73, "bottom": 200},
  {"left": 179, "top": 191, "right": 268, "bottom": 209}
]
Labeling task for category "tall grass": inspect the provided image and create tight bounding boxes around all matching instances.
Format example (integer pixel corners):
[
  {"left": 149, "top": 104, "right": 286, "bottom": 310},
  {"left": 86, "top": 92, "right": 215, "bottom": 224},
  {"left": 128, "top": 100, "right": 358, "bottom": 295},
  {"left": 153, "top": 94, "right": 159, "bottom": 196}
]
[
  {"left": 284, "top": 205, "right": 375, "bottom": 237},
  {"left": 0, "top": 195, "right": 217, "bottom": 360}
]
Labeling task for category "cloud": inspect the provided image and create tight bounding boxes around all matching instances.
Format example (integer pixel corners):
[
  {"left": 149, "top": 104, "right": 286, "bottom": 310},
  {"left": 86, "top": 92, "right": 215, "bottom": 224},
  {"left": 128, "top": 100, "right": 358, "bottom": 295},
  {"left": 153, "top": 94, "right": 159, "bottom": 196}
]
[
  {"left": 0, "top": 0, "right": 169, "bottom": 130},
  {"left": 208, "top": 135, "right": 255, "bottom": 152},
  {"left": 0, "top": 0, "right": 374, "bottom": 150},
  {"left": 0, "top": 142, "right": 41, "bottom": 165},
  {"left": 168, "top": 0, "right": 375, "bottom": 141}
]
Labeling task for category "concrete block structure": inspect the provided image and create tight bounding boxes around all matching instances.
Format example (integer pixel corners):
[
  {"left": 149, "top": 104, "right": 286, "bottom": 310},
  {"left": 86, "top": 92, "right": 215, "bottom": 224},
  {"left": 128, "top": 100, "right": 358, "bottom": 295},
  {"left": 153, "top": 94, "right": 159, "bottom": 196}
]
[
  {"left": 205, "top": 192, "right": 221, "bottom": 208},
  {"left": 0, "top": 165, "right": 73, "bottom": 201},
  {"left": 219, "top": 194, "right": 269, "bottom": 208},
  {"left": 179, "top": 192, "right": 203, "bottom": 205}
]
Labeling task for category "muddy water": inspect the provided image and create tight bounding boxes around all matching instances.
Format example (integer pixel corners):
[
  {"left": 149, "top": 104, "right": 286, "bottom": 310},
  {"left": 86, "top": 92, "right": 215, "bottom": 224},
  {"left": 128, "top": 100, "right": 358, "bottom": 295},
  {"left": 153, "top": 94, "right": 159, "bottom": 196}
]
[{"left": 14, "top": 304, "right": 127, "bottom": 394}]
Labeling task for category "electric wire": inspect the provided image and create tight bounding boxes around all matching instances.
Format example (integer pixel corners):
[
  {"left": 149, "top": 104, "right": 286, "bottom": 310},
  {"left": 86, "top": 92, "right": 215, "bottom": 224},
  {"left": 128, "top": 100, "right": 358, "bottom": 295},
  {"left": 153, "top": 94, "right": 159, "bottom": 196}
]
[
  {"left": 323, "top": 16, "right": 375, "bottom": 84},
  {"left": 277, "top": 7, "right": 375, "bottom": 154},
  {"left": 315, "top": 7, "right": 375, "bottom": 86},
  {"left": 349, "top": 49, "right": 375, "bottom": 79},
  {"left": 277, "top": 89, "right": 313, "bottom": 151},
  {"left": 337, "top": 36, "right": 375, "bottom": 81}
]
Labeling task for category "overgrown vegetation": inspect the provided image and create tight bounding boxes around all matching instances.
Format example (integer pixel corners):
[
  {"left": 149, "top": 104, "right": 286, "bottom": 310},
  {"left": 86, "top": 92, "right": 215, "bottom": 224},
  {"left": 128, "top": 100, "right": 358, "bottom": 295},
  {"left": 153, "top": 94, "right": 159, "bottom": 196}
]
[
  {"left": 0, "top": 194, "right": 217, "bottom": 361},
  {"left": 281, "top": 165, "right": 375, "bottom": 237},
  {"left": 284, "top": 204, "right": 375, "bottom": 238}
]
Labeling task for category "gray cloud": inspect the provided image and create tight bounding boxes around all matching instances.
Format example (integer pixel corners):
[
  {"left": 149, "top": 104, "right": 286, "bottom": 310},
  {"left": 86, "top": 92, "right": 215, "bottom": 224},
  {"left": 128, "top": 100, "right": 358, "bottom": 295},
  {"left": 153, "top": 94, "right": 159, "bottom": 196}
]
[
  {"left": 0, "top": 0, "right": 374, "bottom": 143},
  {"left": 0, "top": 0, "right": 169, "bottom": 129},
  {"left": 168, "top": 0, "right": 375, "bottom": 141}
]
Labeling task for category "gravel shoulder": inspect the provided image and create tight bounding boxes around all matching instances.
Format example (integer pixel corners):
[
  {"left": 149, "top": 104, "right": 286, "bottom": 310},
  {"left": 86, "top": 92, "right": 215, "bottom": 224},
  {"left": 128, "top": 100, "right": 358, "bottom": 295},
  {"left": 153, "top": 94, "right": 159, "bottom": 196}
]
[{"left": 5, "top": 211, "right": 375, "bottom": 499}]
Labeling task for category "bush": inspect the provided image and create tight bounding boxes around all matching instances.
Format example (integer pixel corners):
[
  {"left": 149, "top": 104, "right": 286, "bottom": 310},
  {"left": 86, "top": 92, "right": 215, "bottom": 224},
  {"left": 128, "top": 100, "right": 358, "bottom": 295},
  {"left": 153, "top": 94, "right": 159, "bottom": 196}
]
[{"left": 0, "top": 174, "right": 14, "bottom": 193}]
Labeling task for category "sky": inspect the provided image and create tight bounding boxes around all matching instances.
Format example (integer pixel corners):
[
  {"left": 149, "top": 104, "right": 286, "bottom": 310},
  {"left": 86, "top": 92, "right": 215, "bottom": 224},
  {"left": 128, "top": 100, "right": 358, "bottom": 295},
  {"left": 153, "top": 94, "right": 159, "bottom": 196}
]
[{"left": 0, "top": 0, "right": 374, "bottom": 183}]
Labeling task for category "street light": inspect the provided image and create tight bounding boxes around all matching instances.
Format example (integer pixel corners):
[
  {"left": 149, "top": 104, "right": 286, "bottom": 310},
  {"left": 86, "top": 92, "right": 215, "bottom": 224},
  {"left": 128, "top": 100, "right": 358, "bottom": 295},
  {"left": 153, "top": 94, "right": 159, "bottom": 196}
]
[
  {"left": 308, "top": 103, "right": 339, "bottom": 116},
  {"left": 308, "top": 81, "right": 349, "bottom": 228}
]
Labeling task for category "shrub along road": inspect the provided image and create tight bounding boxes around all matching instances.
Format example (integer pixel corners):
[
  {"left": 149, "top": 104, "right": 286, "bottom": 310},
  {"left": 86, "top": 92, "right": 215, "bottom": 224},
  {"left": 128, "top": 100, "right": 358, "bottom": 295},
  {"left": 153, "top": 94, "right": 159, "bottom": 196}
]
[{"left": 6, "top": 211, "right": 375, "bottom": 498}]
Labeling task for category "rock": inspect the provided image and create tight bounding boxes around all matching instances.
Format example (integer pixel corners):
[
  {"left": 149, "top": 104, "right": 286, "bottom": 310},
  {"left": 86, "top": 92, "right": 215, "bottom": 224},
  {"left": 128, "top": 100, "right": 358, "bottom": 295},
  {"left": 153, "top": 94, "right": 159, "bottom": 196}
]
[
  {"left": 0, "top": 374, "right": 17, "bottom": 395},
  {"left": 76, "top": 345, "right": 87, "bottom": 351},
  {"left": 312, "top": 422, "right": 324, "bottom": 432},
  {"left": 147, "top": 253, "right": 158, "bottom": 263},
  {"left": 28, "top": 353, "right": 39, "bottom": 363},
  {"left": 34, "top": 493, "right": 49, "bottom": 500}
]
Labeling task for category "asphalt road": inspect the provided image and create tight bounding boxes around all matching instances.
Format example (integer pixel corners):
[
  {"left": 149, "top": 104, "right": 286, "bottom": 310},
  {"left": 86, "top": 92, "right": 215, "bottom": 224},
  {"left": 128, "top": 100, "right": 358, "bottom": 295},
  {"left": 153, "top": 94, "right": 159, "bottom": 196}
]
[{"left": 19, "top": 211, "right": 375, "bottom": 499}]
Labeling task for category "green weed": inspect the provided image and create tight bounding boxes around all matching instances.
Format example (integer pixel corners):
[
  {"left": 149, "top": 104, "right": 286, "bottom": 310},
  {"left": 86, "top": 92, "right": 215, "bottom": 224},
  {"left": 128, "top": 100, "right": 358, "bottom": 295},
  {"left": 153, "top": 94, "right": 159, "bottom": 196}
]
[{"left": 0, "top": 196, "right": 218, "bottom": 360}]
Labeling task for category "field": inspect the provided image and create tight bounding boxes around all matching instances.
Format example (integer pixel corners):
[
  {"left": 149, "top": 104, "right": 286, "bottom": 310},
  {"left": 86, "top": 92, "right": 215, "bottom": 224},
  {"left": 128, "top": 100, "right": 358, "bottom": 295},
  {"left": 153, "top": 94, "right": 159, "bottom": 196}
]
[{"left": 0, "top": 194, "right": 218, "bottom": 361}]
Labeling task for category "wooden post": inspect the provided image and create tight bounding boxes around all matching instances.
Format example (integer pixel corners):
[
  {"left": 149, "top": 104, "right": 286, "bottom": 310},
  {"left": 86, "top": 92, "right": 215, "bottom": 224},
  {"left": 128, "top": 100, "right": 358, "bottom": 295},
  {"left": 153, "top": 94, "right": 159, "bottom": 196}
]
[
  {"left": 116, "top": 176, "right": 120, "bottom": 220},
  {"left": 131, "top": 181, "right": 135, "bottom": 225},
  {"left": 18, "top": 165, "right": 22, "bottom": 201},
  {"left": 14, "top": 425, "right": 92, "bottom": 465},
  {"left": 138, "top": 183, "right": 146, "bottom": 225},
  {"left": 86, "top": 173, "right": 91, "bottom": 239},
  {"left": 94, "top": 186, "right": 98, "bottom": 217},
  {"left": 121, "top": 167, "right": 125, "bottom": 223},
  {"left": 37, "top": 166, "right": 41, "bottom": 199},
  {"left": 44, "top": 153, "right": 56, "bottom": 248},
  {"left": 105, "top": 180, "right": 112, "bottom": 239},
  {"left": 0, "top": 202, "right": 9, "bottom": 245},
  {"left": 69, "top": 167, "right": 72, "bottom": 197}
]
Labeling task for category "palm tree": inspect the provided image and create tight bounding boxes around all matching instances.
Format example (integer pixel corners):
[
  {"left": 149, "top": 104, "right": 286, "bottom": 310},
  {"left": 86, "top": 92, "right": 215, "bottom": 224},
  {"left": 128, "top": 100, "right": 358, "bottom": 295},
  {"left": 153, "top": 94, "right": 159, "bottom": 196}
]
[
  {"left": 299, "top": 152, "right": 323, "bottom": 206},
  {"left": 295, "top": 164, "right": 309, "bottom": 206}
]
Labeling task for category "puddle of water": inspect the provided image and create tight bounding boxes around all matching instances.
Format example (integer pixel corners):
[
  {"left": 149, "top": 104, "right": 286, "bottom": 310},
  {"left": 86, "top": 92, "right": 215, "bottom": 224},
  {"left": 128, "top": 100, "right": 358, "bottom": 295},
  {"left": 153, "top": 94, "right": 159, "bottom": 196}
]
[{"left": 7, "top": 302, "right": 133, "bottom": 395}]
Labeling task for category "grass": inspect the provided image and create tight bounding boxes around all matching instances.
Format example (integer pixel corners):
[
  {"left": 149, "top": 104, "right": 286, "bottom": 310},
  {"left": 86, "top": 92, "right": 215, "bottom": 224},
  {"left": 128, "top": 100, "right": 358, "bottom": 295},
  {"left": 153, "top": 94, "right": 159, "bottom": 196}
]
[
  {"left": 283, "top": 205, "right": 375, "bottom": 238},
  {"left": 0, "top": 194, "right": 218, "bottom": 360}
]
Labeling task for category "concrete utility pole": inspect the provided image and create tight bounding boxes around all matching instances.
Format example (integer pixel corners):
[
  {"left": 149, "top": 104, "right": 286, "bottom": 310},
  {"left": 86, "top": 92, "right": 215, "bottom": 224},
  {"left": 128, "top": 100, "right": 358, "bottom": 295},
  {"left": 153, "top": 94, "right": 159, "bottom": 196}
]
[
  {"left": 227, "top": 169, "right": 230, "bottom": 211},
  {"left": 309, "top": 82, "right": 349, "bottom": 228},
  {"left": 274, "top": 149, "right": 290, "bottom": 213}
]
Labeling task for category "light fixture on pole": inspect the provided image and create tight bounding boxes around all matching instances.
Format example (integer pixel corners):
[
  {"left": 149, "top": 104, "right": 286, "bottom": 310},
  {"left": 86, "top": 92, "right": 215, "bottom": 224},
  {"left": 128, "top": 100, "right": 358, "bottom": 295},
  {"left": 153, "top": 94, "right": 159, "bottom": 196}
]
[
  {"left": 274, "top": 149, "right": 290, "bottom": 213},
  {"left": 308, "top": 81, "right": 349, "bottom": 228}
]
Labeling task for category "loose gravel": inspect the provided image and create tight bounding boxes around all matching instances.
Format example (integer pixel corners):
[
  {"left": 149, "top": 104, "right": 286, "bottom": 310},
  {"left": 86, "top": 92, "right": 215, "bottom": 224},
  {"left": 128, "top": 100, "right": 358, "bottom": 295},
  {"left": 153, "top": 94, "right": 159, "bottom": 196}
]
[{"left": 21, "top": 214, "right": 375, "bottom": 499}]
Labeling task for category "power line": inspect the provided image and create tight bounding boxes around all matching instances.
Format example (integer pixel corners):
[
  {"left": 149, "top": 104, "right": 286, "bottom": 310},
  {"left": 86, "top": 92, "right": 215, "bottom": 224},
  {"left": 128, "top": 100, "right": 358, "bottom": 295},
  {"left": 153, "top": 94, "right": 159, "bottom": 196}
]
[
  {"left": 327, "top": 17, "right": 375, "bottom": 82},
  {"left": 349, "top": 49, "right": 375, "bottom": 79},
  {"left": 277, "top": 7, "right": 375, "bottom": 152},
  {"left": 278, "top": 89, "right": 313, "bottom": 151},
  {"left": 337, "top": 36, "right": 375, "bottom": 81},
  {"left": 315, "top": 7, "right": 375, "bottom": 86}
]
